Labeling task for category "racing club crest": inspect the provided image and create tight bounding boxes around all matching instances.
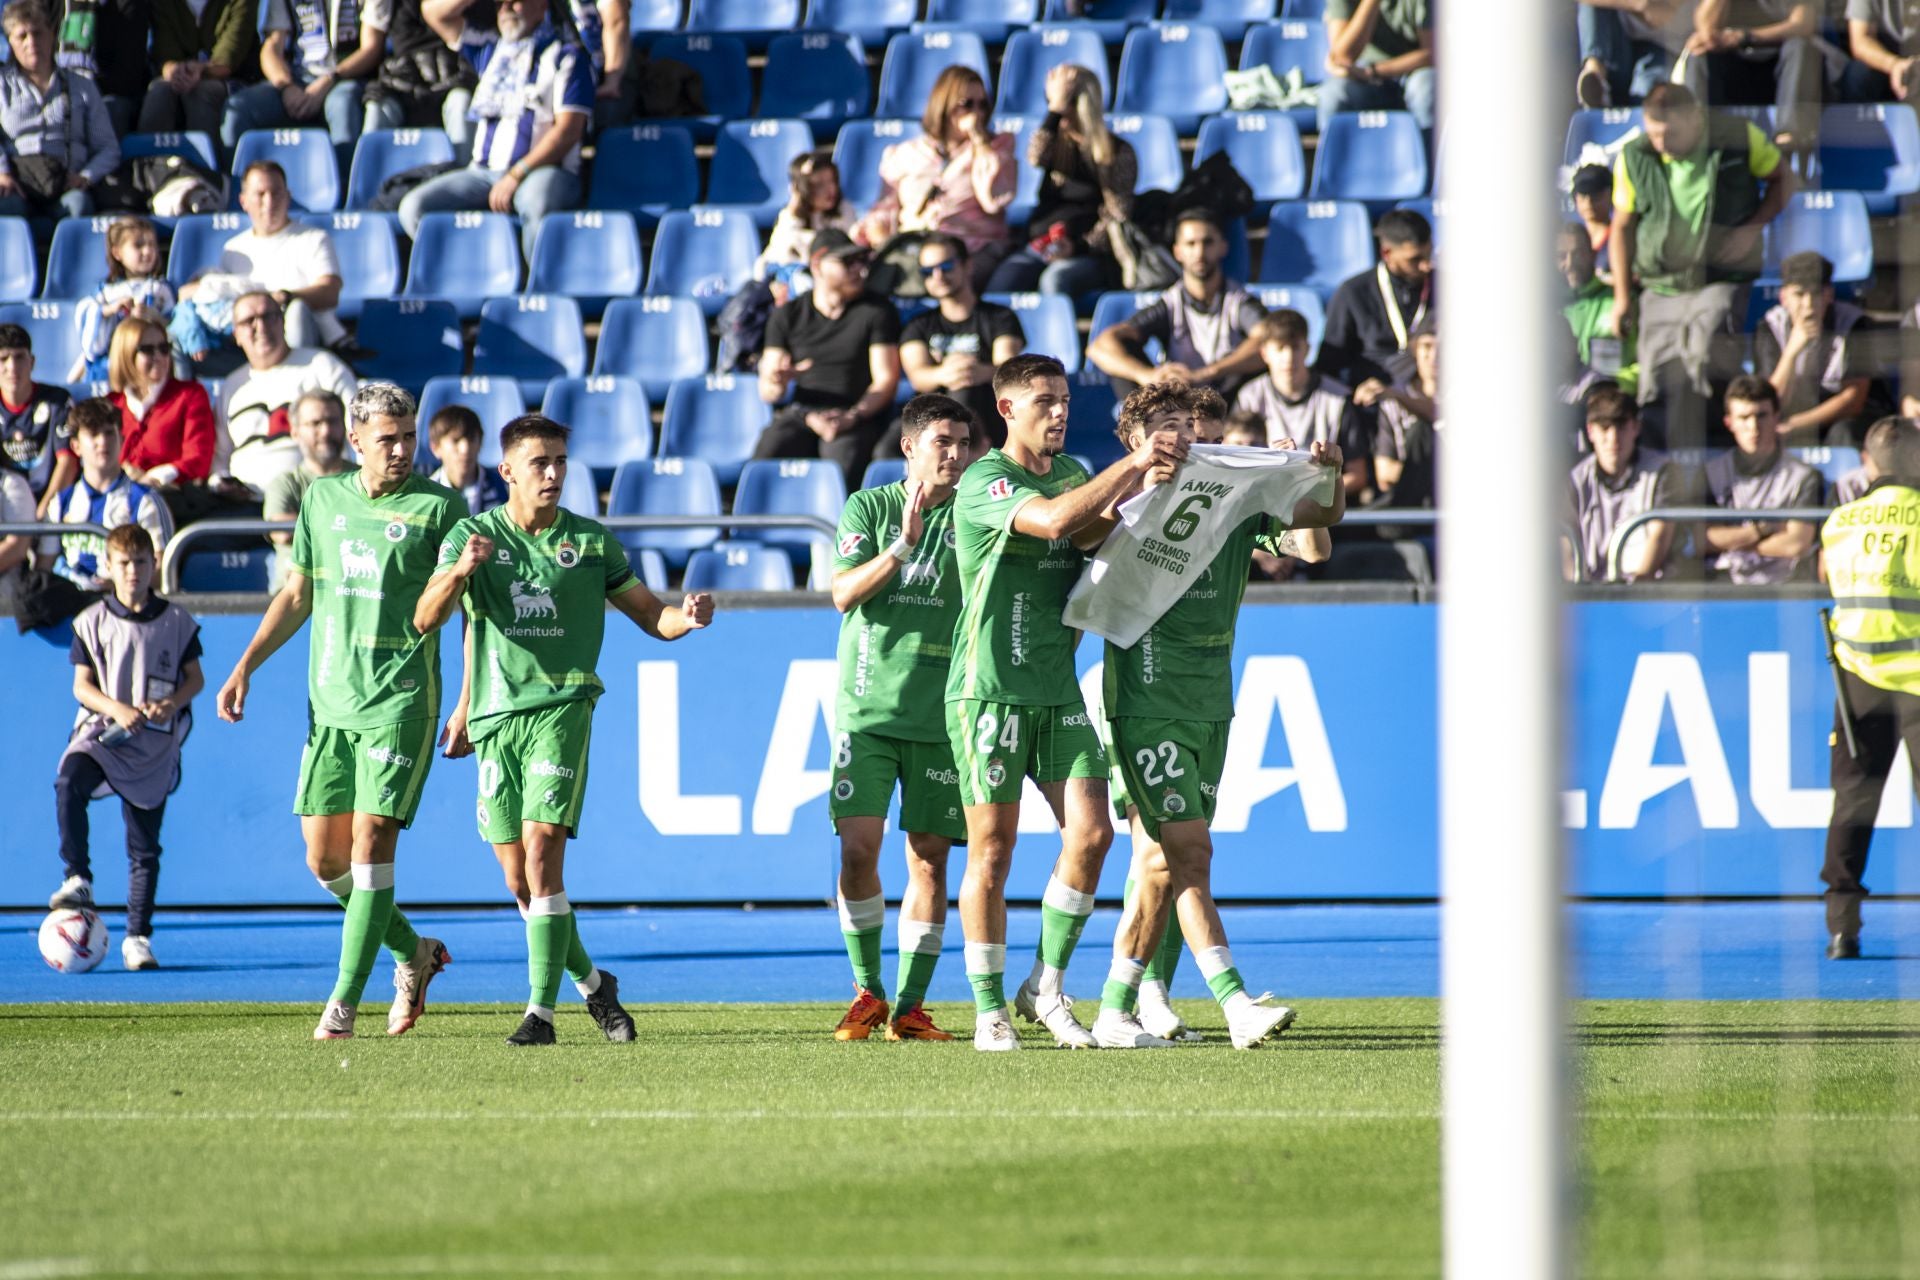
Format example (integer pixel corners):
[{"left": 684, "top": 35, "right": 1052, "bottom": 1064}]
[
  {"left": 556, "top": 541, "right": 580, "bottom": 569},
  {"left": 384, "top": 520, "right": 407, "bottom": 543}
]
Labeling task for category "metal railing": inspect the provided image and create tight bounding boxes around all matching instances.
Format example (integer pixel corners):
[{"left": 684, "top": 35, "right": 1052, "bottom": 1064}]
[
  {"left": 1602, "top": 505, "right": 1836, "bottom": 583},
  {"left": 160, "top": 514, "right": 843, "bottom": 594},
  {"left": 0, "top": 520, "right": 111, "bottom": 541}
]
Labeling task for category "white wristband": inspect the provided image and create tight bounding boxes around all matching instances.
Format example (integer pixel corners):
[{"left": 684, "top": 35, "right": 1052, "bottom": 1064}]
[{"left": 885, "top": 536, "right": 913, "bottom": 560}]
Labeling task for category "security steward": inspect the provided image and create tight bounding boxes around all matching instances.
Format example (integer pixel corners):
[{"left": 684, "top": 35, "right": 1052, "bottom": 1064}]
[{"left": 1819, "top": 416, "right": 1920, "bottom": 960}]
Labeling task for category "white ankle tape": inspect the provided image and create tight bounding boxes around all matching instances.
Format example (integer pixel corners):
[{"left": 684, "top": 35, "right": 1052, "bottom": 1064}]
[
  {"left": 1193, "top": 945, "right": 1234, "bottom": 979},
  {"left": 897, "top": 919, "right": 944, "bottom": 955},
  {"left": 320, "top": 871, "right": 354, "bottom": 896},
  {"left": 836, "top": 892, "right": 885, "bottom": 932},
  {"left": 529, "top": 893, "right": 570, "bottom": 917},
  {"left": 352, "top": 862, "right": 394, "bottom": 891},
  {"left": 1042, "top": 875, "right": 1095, "bottom": 917},
  {"left": 963, "top": 941, "right": 1006, "bottom": 974}
]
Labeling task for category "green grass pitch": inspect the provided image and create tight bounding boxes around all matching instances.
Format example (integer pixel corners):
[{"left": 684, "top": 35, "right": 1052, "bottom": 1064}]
[{"left": 3, "top": 998, "right": 1915, "bottom": 1279}]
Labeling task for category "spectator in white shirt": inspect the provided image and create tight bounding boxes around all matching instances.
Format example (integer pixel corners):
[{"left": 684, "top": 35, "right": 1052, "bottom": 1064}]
[
  {"left": 214, "top": 292, "right": 357, "bottom": 501},
  {"left": 181, "top": 162, "right": 345, "bottom": 352}
]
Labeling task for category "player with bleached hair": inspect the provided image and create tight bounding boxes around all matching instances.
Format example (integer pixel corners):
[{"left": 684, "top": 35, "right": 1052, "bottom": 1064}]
[
  {"left": 823, "top": 393, "right": 983, "bottom": 1042},
  {"left": 415, "top": 413, "right": 715, "bottom": 1046},
  {"left": 1092, "top": 382, "right": 1344, "bottom": 1048},
  {"left": 216, "top": 381, "right": 467, "bottom": 1041}
]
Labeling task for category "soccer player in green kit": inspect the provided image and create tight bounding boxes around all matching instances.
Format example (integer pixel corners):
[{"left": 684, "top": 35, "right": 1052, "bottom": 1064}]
[
  {"left": 949, "top": 353, "right": 1189, "bottom": 1051},
  {"left": 1093, "top": 384, "right": 1344, "bottom": 1049},
  {"left": 826, "top": 393, "right": 979, "bottom": 1042},
  {"left": 216, "top": 383, "right": 467, "bottom": 1041},
  {"left": 415, "top": 414, "right": 715, "bottom": 1046}
]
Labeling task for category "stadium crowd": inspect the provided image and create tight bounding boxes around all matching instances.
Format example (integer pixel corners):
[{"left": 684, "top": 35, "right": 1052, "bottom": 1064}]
[{"left": 6, "top": 0, "right": 1920, "bottom": 611}]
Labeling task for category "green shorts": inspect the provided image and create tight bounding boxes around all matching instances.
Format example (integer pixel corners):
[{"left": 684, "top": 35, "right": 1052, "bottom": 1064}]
[
  {"left": 1111, "top": 717, "right": 1228, "bottom": 842},
  {"left": 294, "top": 717, "right": 437, "bottom": 828},
  {"left": 947, "top": 698, "right": 1109, "bottom": 808},
  {"left": 829, "top": 730, "right": 967, "bottom": 842},
  {"left": 471, "top": 700, "right": 594, "bottom": 844}
]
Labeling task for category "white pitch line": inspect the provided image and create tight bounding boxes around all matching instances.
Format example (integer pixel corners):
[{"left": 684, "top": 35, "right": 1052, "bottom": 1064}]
[{"left": 0, "top": 1107, "right": 1914, "bottom": 1124}]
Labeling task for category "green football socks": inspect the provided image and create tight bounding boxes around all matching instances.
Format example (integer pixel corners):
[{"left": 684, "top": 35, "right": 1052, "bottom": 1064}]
[
  {"left": 327, "top": 862, "right": 395, "bottom": 1006},
  {"left": 1101, "top": 957, "right": 1147, "bottom": 1014},
  {"left": 1194, "top": 944, "right": 1254, "bottom": 1014},
  {"left": 837, "top": 893, "right": 887, "bottom": 996},
  {"left": 1034, "top": 876, "right": 1095, "bottom": 996},
  {"left": 526, "top": 894, "right": 572, "bottom": 1018},
  {"left": 895, "top": 918, "right": 943, "bottom": 1012},
  {"left": 965, "top": 941, "right": 1007, "bottom": 1014},
  {"left": 319, "top": 868, "right": 420, "bottom": 965}
]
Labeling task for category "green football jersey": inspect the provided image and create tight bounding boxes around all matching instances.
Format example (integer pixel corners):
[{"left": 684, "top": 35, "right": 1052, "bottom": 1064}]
[
  {"left": 434, "top": 505, "right": 638, "bottom": 736},
  {"left": 946, "top": 449, "right": 1092, "bottom": 707},
  {"left": 290, "top": 471, "right": 469, "bottom": 728},
  {"left": 1103, "top": 514, "right": 1276, "bottom": 722},
  {"left": 833, "top": 483, "right": 961, "bottom": 742}
]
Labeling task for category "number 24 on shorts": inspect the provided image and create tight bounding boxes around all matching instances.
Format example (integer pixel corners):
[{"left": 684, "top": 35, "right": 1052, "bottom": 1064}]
[{"left": 976, "top": 711, "right": 1021, "bottom": 754}]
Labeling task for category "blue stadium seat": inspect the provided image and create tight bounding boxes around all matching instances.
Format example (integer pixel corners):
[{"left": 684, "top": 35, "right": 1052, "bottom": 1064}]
[
  {"left": 861, "top": 458, "right": 907, "bottom": 488},
  {"left": 1251, "top": 284, "right": 1326, "bottom": 361},
  {"left": 1162, "top": 0, "right": 1277, "bottom": 41},
  {"left": 1562, "top": 108, "right": 1643, "bottom": 167},
  {"left": 629, "top": 0, "right": 682, "bottom": 35},
  {"left": 659, "top": 373, "right": 771, "bottom": 486},
  {"left": 1196, "top": 111, "right": 1306, "bottom": 217},
  {"left": 1221, "top": 215, "right": 1252, "bottom": 284},
  {"left": 165, "top": 212, "right": 248, "bottom": 285},
  {"left": 1259, "top": 199, "right": 1374, "bottom": 293},
  {"left": 1816, "top": 103, "right": 1920, "bottom": 217},
  {"left": 1281, "top": 0, "right": 1323, "bottom": 15},
  {"left": 805, "top": 0, "right": 917, "bottom": 47},
  {"left": 345, "top": 128, "right": 455, "bottom": 211},
  {"left": 558, "top": 461, "right": 601, "bottom": 517},
  {"left": 732, "top": 458, "right": 848, "bottom": 571},
  {"left": 121, "top": 130, "right": 219, "bottom": 171},
  {"left": 474, "top": 295, "right": 588, "bottom": 399},
  {"left": 1762, "top": 190, "right": 1873, "bottom": 284},
  {"left": 594, "top": 296, "right": 712, "bottom": 401},
  {"left": 543, "top": 376, "right": 654, "bottom": 481},
  {"left": 606, "top": 456, "right": 725, "bottom": 569},
  {"left": 1063, "top": 365, "right": 1123, "bottom": 466},
  {"left": 0, "top": 302, "right": 83, "bottom": 389},
  {"left": 643, "top": 36, "right": 752, "bottom": 141},
  {"left": 833, "top": 119, "right": 925, "bottom": 210},
  {"left": 1114, "top": 24, "right": 1229, "bottom": 136},
  {"left": 877, "top": 30, "right": 992, "bottom": 120},
  {"left": 990, "top": 112, "right": 1044, "bottom": 225},
  {"left": 684, "top": 544, "right": 797, "bottom": 591},
  {"left": 296, "top": 211, "right": 401, "bottom": 320},
  {"left": 42, "top": 216, "right": 115, "bottom": 299},
  {"left": 706, "top": 119, "right": 818, "bottom": 229},
  {"left": 588, "top": 125, "right": 700, "bottom": 230},
  {"left": 1090, "top": 290, "right": 1164, "bottom": 361},
  {"left": 995, "top": 26, "right": 1111, "bottom": 117},
  {"left": 1788, "top": 445, "right": 1864, "bottom": 495},
  {"left": 1239, "top": 20, "right": 1329, "bottom": 132},
  {"left": 645, "top": 210, "right": 760, "bottom": 317},
  {"left": 1040, "top": 0, "right": 1155, "bottom": 44},
  {"left": 230, "top": 128, "right": 339, "bottom": 212},
  {"left": 0, "top": 217, "right": 36, "bottom": 300},
  {"left": 403, "top": 212, "right": 521, "bottom": 319},
  {"left": 354, "top": 299, "right": 464, "bottom": 390},
  {"left": 527, "top": 211, "right": 644, "bottom": 320},
  {"left": 1107, "top": 113, "right": 1183, "bottom": 192},
  {"left": 417, "top": 376, "right": 528, "bottom": 468},
  {"left": 761, "top": 33, "right": 871, "bottom": 140},
  {"left": 685, "top": 0, "right": 801, "bottom": 50},
  {"left": 177, "top": 545, "right": 274, "bottom": 593},
  {"left": 985, "top": 291, "right": 1081, "bottom": 373},
  {"left": 923, "top": 0, "right": 1039, "bottom": 43},
  {"left": 632, "top": 547, "right": 670, "bottom": 592},
  {"left": 1309, "top": 110, "right": 1430, "bottom": 211}
]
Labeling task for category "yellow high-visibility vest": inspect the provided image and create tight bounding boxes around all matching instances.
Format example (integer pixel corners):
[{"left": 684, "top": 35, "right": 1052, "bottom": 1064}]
[{"left": 1823, "top": 482, "right": 1920, "bottom": 692}]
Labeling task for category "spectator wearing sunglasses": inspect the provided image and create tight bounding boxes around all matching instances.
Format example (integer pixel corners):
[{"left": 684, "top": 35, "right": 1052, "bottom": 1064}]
[
  {"left": 898, "top": 235, "right": 1025, "bottom": 449},
  {"left": 754, "top": 230, "right": 904, "bottom": 492},
  {"left": 106, "top": 313, "right": 217, "bottom": 493},
  {"left": 855, "top": 65, "right": 1016, "bottom": 289}
]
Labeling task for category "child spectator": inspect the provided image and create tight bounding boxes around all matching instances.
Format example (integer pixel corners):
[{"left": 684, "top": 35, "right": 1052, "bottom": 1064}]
[
  {"left": 47, "top": 523, "right": 204, "bottom": 972},
  {"left": 427, "top": 404, "right": 507, "bottom": 514},
  {"left": 43, "top": 397, "right": 175, "bottom": 592},
  {"left": 263, "top": 390, "right": 350, "bottom": 588},
  {"left": 107, "top": 313, "right": 217, "bottom": 494},
  {"left": 1221, "top": 409, "right": 1266, "bottom": 448},
  {"left": 1569, "top": 164, "right": 1615, "bottom": 281},
  {"left": 856, "top": 65, "right": 1016, "bottom": 289},
  {"left": 1568, "top": 383, "right": 1679, "bottom": 583},
  {"left": 1756, "top": 251, "right": 1878, "bottom": 447},
  {"left": 74, "top": 218, "right": 177, "bottom": 385},
  {"left": 1235, "top": 311, "right": 1371, "bottom": 498},
  {"left": 756, "top": 151, "right": 854, "bottom": 303},
  {"left": 0, "top": 322, "right": 75, "bottom": 514}
]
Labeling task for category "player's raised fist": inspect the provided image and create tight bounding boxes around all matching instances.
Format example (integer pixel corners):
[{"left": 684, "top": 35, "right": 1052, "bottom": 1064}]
[
  {"left": 682, "top": 593, "right": 715, "bottom": 628},
  {"left": 456, "top": 533, "right": 495, "bottom": 576}
]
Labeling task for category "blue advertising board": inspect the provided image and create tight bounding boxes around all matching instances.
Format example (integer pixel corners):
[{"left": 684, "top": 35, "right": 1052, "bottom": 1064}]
[{"left": 1, "top": 598, "right": 1913, "bottom": 906}]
